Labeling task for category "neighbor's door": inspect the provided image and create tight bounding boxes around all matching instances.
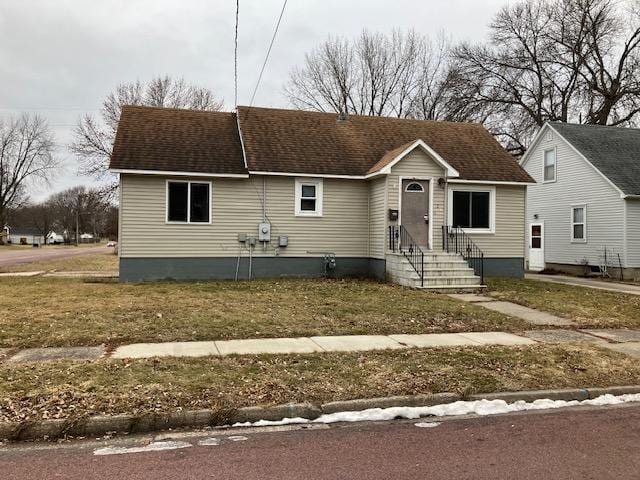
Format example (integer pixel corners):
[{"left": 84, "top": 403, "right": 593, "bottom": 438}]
[
  {"left": 401, "top": 179, "right": 430, "bottom": 249},
  {"left": 529, "top": 223, "right": 544, "bottom": 271}
]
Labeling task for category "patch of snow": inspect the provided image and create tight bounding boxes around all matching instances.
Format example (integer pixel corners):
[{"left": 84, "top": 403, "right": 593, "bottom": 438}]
[
  {"left": 197, "top": 437, "right": 221, "bottom": 446},
  {"left": 414, "top": 422, "right": 441, "bottom": 428},
  {"left": 227, "top": 435, "right": 249, "bottom": 442},
  {"left": 94, "top": 440, "right": 192, "bottom": 456},
  {"left": 232, "top": 393, "right": 640, "bottom": 428}
]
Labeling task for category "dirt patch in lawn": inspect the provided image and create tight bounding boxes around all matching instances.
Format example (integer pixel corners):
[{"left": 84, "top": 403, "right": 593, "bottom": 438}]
[
  {"left": 487, "top": 278, "right": 640, "bottom": 329},
  {"left": 0, "top": 251, "right": 118, "bottom": 273},
  {"left": 1, "top": 344, "right": 638, "bottom": 423},
  {"left": 0, "top": 277, "right": 530, "bottom": 349}
]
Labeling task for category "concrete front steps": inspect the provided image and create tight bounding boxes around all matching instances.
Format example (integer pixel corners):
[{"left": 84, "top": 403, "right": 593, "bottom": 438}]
[{"left": 386, "top": 252, "right": 485, "bottom": 293}]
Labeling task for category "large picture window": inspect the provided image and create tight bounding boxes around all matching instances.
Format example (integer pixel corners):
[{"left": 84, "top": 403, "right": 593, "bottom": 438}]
[
  {"left": 167, "top": 181, "right": 211, "bottom": 223},
  {"left": 448, "top": 187, "right": 495, "bottom": 233}
]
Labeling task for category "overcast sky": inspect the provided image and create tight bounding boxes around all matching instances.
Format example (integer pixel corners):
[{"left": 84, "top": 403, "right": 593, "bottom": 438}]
[{"left": 0, "top": 0, "right": 507, "bottom": 200}]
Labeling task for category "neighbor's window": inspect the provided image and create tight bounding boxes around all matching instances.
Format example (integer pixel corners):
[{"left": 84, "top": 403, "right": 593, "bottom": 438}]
[
  {"left": 295, "top": 178, "right": 323, "bottom": 216},
  {"left": 543, "top": 148, "right": 556, "bottom": 182},
  {"left": 167, "top": 181, "right": 211, "bottom": 223},
  {"left": 452, "top": 190, "right": 491, "bottom": 230},
  {"left": 571, "top": 205, "right": 586, "bottom": 242}
]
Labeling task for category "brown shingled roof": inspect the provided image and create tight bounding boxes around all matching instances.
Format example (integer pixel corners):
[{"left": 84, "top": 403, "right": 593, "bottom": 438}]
[
  {"left": 110, "top": 105, "right": 247, "bottom": 175},
  {"left": 237, "top": 106, "right": 533, "bottom": 182},
  {"left": 109, "top": 105, "right": 533, "bottom": 183},
  {"left": 367, "top": 140, "right": 422, "bottom": 175}
]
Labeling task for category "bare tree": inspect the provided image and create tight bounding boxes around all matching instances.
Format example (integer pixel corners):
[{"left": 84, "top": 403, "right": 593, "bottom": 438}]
[
  {"left": 285, "top": 30, "right": 462, "bottom": 120},
  {"left": 71, "top": 76, "right": 223, "bottom": 194},
  {"left": 452, "top": 0, "right": 640, "bottom": 155},
  {"left": 0, "top": 114, "right": 57, "bottom": 227}
]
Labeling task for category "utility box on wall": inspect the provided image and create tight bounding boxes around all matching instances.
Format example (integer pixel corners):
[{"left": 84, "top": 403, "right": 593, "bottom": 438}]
[
  {"left": 388, "top": 209, "right": 399, "bottom": 221},
  {"left": 258, "top": 222, "right": 271, "bottom": 242}
]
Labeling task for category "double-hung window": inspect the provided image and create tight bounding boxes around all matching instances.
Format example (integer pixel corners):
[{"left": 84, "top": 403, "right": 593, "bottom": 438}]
[
  {"left": 295, "top": 178, "right": 323, "bottom": 216},
  {"left": 571, "top": 205, "right": 586, "bottom": 242},
  {"left": 167, "top": 180, "right": 211, "bottom": 223},
  {"left": 449, "top": 187, "right": 495, "bottom": 233},
  {"left": 543, "top": 148, "right": 556, "bottom": 182}
]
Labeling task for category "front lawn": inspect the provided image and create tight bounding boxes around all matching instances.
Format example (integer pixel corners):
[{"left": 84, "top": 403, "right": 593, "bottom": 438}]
[
  {"left": 487, "top": 278, "right": 640, "bottom": 329},
  {"left": 0, "top": 251, "right": 118, "bottom": 273},
  {"left": 1, "top": 344, "right": 638, "bottom": 423},
  {"left": 0, "top": 277, "right": 529, "bottom": 349}
]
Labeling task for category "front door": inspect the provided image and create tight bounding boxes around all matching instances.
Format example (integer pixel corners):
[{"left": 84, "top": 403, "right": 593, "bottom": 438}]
[
  {"left": 529, "top": 223, "right": 544, "bottom": 271},
  {"left": 401, "top": 179, "right": 430, "bottom": 248}
]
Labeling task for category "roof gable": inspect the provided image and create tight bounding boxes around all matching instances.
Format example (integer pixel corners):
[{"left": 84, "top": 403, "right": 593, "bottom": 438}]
[
  {"left": 367, "top": 139, "right": 459, "bottom": 177},
  {"left": 543, "top": 122, "right": 640, "bottom": 196}
]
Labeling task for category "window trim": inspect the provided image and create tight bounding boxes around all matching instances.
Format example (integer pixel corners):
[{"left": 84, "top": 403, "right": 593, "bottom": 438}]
[
  {"left": 165, "top": 179, "right": 212, "bottom": 225},
  {"left": 294, "top": 177, "right": 323, "bottom": 217},
  {"left": 570, "top": 204, "right": 587, "bottom": 243},
  {"left": 542, "top": 147, "right": 557, "bottom": 183},
  {"left": 447, "top": 185, "right": 496, "bottom": 234}
]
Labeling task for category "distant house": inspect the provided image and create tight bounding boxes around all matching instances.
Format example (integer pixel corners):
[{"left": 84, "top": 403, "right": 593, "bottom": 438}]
[
  {"left": 109, "top": 105, "right": 533, "bottom": 286},
  {"left": 47, "top": 231, "right": 65, "bottom": 244},
  {"left": 7, "top": 227, "right": 45, "bottom": 245},
  {"left": 521, "top": 122, "right": 640, "bottom": 279},
  {"left": 0, "top": 225, "right": 9, "bottom": 244}
]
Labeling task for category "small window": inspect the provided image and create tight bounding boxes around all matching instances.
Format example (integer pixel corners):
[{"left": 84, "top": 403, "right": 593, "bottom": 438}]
[
  {"left": 167, "top": 181, "right": 211, "bottom": 223},
  {"left": 295, "top": 178, "right": 323, "bottom": 216},
  {"left": 543, "top": 148, "right": 556, "bottom": 182},
  {"left": 571, "top": 205, "right": 586, "bottom": 242},
  {"left": 452, "top": 191, "right": 490, "bottom": 230},
  {"left": 405, "top": 182, "right": 424, "bottom": 192}
]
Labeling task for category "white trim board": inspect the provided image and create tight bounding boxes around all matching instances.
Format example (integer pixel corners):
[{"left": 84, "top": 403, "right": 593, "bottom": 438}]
[{"left": 375, "top": 139, "right": 460, "bottom": 178}]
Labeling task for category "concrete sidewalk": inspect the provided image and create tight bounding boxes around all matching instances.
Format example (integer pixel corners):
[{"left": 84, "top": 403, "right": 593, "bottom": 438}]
[
  {"left": 4, "top": 327, "right": 640, "bottom": 362},
  {"left": 525, "top": 273, "right": 640, "bottom": 296}
]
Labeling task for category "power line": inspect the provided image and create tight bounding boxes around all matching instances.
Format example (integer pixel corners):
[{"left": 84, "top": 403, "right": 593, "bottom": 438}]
[
  {"left": 248, "top": 0, "right": 288, "bottom": 108},
  {"left": 234, "top": 0, "right": 240, "bottom": 108}
]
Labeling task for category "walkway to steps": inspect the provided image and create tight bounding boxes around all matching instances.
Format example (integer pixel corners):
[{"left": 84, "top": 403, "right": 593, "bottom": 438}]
[{"left": 3, "top": 327, "right": 640, "bottom": 362}]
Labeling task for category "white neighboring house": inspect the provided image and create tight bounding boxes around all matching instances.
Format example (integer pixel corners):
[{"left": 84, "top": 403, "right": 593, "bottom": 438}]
[
  {"left": 47, "top": 231, "right": 65, "bottom": 244},
  {"left": 7, "top": 227, "right": 45, "bottom": 245},
  {"left": 521, "top": 122, "right": 640, "bottom": 279}
]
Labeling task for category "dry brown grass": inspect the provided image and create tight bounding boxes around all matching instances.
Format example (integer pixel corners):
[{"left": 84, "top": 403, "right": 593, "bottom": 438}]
[
  {"left": 0, "top": 277, "right": 531, "bottom": 349},
  {"left": 1, "top": 344, "right": 638, "bottom": 422},
  {"left": 487, "top": 278, "right": 640, "bottom": 329}
]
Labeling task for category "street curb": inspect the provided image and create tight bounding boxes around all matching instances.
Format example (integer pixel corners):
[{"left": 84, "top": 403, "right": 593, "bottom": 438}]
[{"left": 2, "top": 386, "right": 639, "bottom": 442}]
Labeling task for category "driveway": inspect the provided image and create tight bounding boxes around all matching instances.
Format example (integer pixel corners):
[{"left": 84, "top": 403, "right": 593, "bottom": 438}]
[
  {"left": 526, "top": 273, "right": 640, "bottom": 296},
  {"left": 0, "top": 245, "right": 110, "bottom": 268}
]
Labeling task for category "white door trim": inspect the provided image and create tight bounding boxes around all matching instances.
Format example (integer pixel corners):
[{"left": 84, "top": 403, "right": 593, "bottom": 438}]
[{"left": 398, "top": 176, "right": 433, "bottom": 250}]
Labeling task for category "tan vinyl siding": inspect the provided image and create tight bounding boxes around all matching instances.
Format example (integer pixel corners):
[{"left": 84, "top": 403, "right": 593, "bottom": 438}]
[
  {"left": 368, "top": 177, "right": 387, "bottom": 259},
  {"left": 388, "top": 149, "right": 446, "bottom": 251},
  {"left": 626, "top": 199, "right": 640, "bottom": 267},
  {"left": 464, "top": 185, "right": 526, "bottom": 258},
  {"left": 120, "top": 174, "right": 369, "bottom": 258}
]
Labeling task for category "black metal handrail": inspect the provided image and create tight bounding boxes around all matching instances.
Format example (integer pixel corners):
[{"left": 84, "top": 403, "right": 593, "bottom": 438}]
[
  {"left": 388, "top": 225, "right": 424, "bottom": 287},
  {"left": 442, "top": 226, "right": 484, "bottom": 284}
]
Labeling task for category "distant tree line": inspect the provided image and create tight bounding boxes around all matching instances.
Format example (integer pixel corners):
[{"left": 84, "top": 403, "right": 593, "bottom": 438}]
[
  {"left": 6, "top": 186, "right": 118, "bottom": 243},
  {"left": 286, "top": 0, "right": 640, "bottom": 155}
]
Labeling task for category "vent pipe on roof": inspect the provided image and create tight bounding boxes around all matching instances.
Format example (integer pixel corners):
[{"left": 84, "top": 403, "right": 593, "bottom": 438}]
[{"left": 337, "top": 111, "right": 348, "bottom": 122}]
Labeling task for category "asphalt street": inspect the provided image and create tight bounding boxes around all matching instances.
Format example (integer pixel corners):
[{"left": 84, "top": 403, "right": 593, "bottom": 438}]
[{"left": 2, "top": 404, "right": 639, "bottom": 479}]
